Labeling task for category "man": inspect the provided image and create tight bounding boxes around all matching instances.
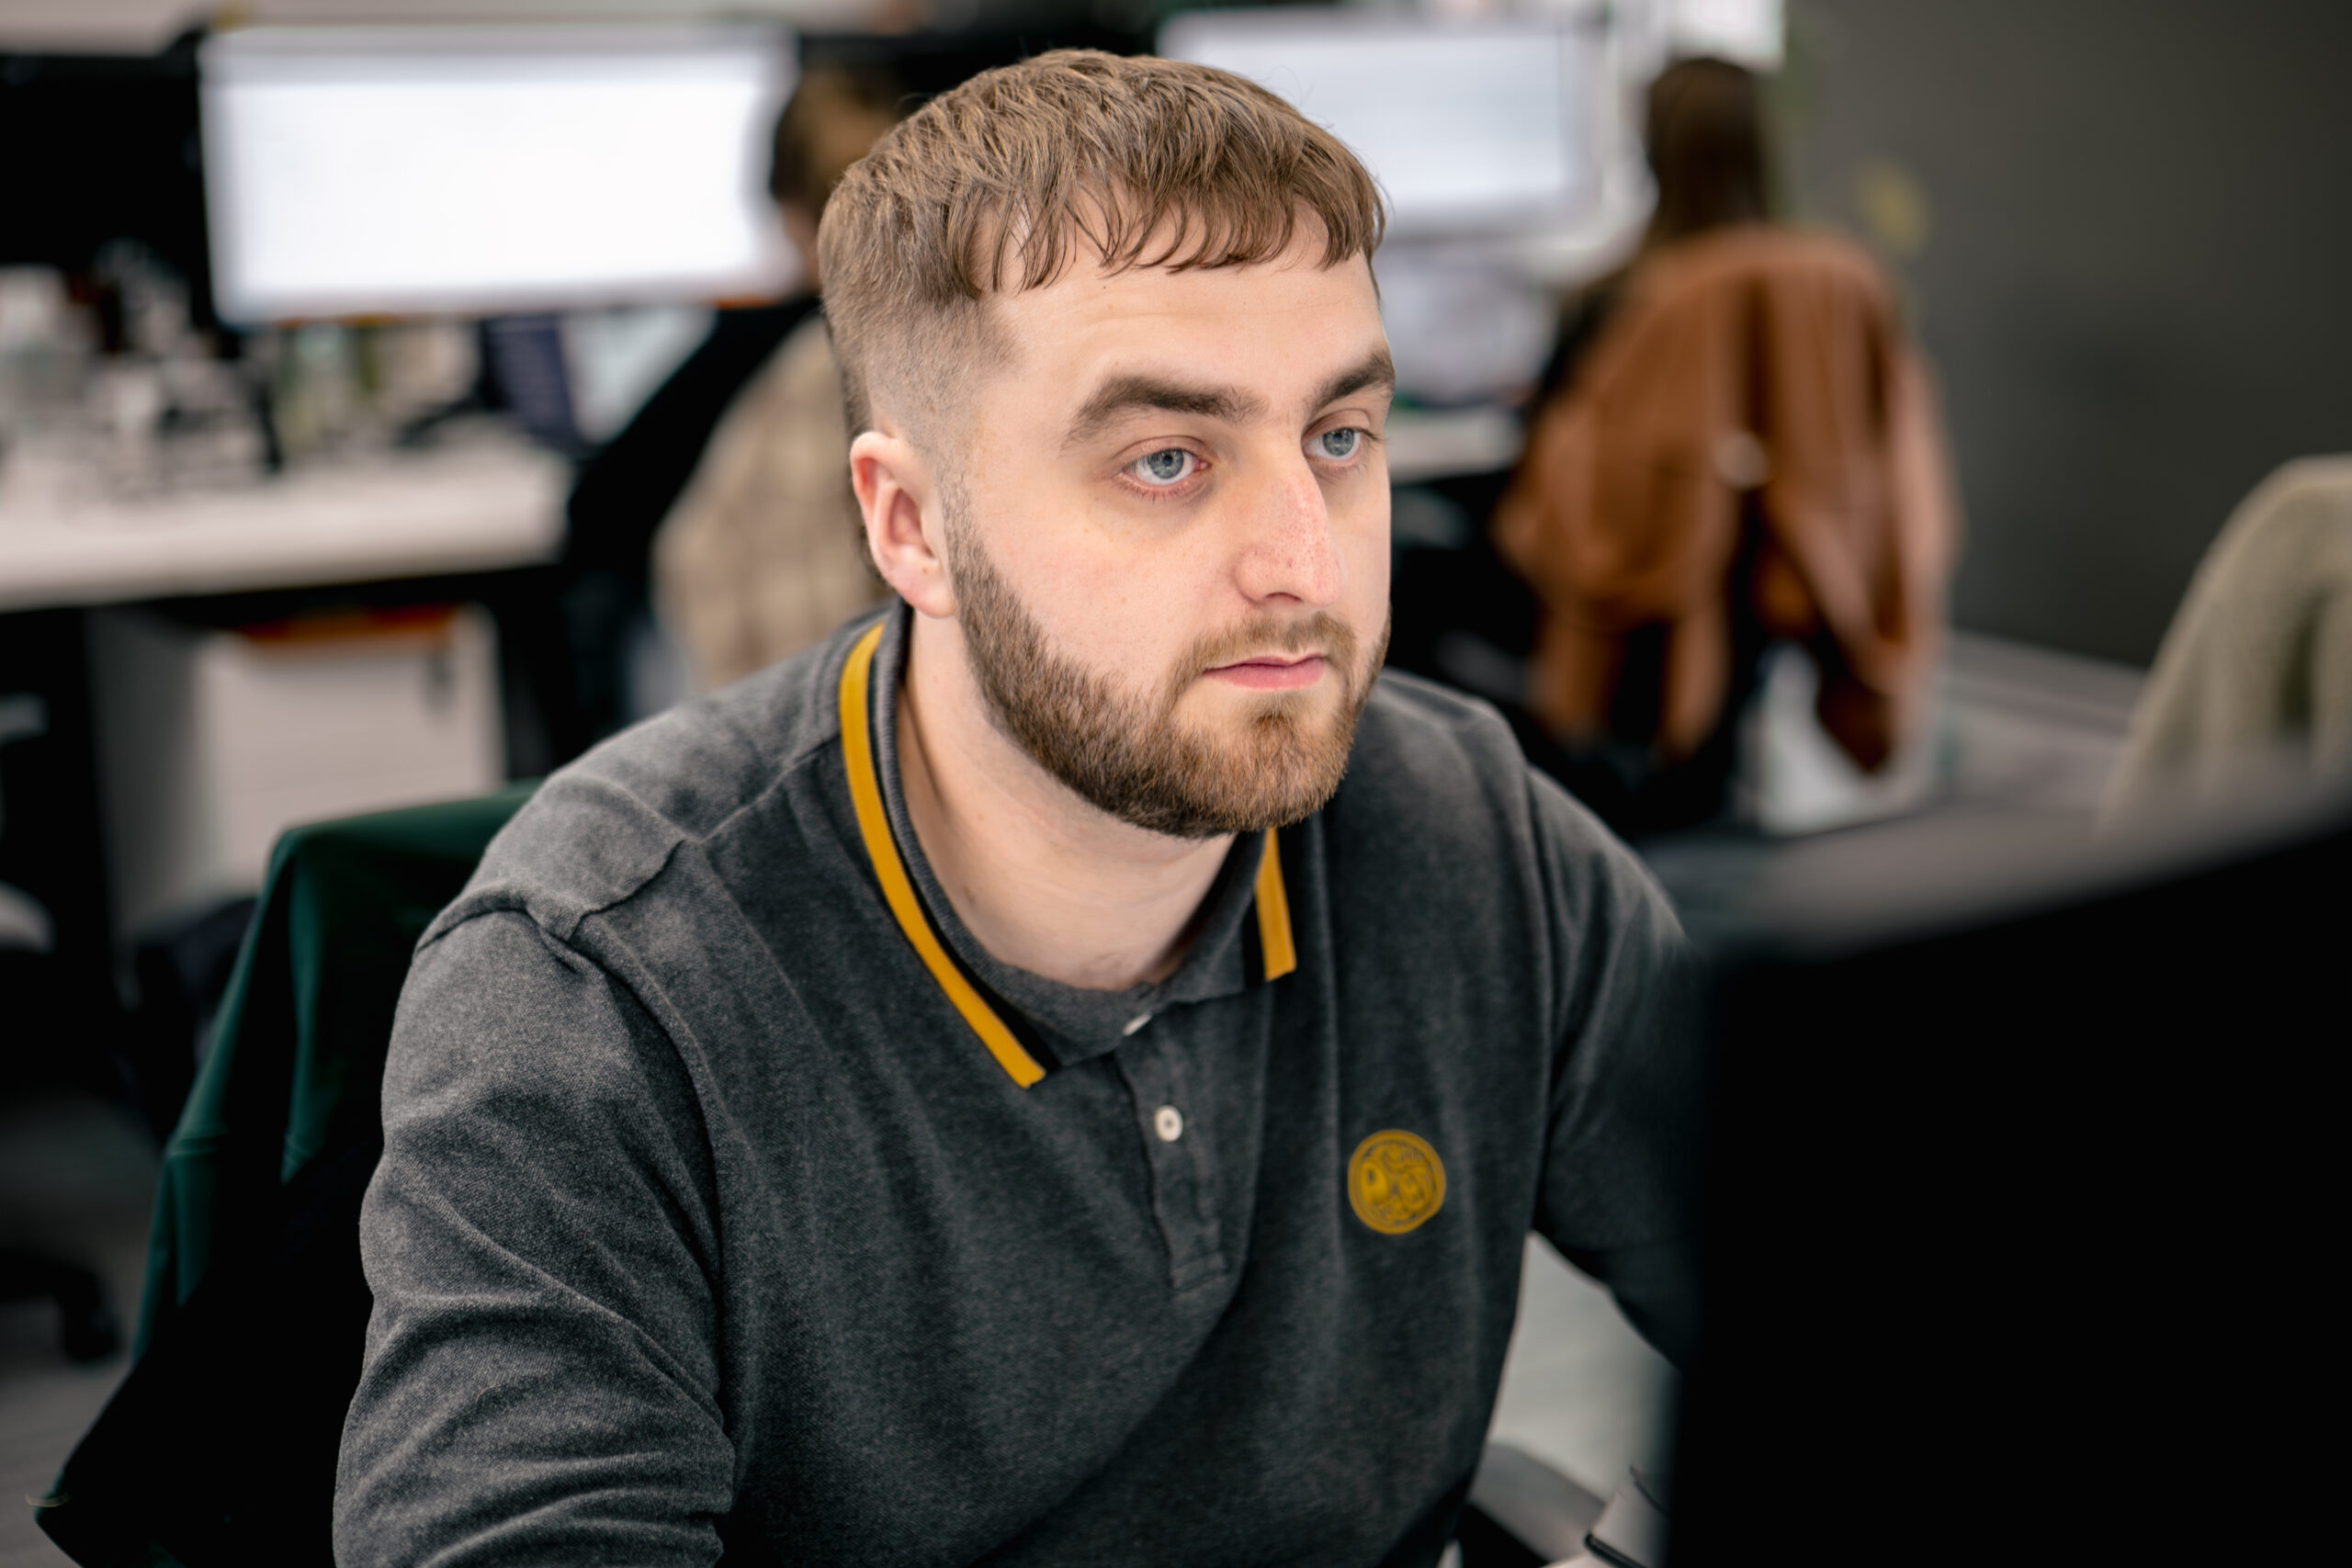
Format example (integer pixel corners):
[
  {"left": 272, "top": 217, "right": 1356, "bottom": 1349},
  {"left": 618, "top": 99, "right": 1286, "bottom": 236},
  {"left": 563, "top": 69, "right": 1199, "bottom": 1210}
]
[{"left": 335, "top": 51, "right": 1696, "bottom": 1568}]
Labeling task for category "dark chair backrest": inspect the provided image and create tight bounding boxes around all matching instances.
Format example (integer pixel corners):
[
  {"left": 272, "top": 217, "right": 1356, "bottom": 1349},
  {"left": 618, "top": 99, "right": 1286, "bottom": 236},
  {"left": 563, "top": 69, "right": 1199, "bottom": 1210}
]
[{"left": 38, "top": 784, "right": 532, "bottom": 1568}]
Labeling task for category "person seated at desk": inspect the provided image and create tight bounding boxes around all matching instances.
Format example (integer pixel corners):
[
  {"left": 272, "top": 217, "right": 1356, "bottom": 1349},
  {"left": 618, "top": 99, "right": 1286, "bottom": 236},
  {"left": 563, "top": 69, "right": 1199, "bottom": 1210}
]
[
  {"left": 1496, "top": 58, "right": 1957, "bottom": 835},
  {"left": 334, "top": 51, "right": 1697, "bottom": 1567},
  {"left": 558, "top": 65, "right": 902, "bottom": 738}
]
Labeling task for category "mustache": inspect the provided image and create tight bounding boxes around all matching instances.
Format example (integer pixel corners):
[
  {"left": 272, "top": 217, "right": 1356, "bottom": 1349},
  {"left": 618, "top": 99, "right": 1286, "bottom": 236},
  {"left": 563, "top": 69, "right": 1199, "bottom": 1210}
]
[{"left": 1179, "top": 613, "right": 1358, "bottom": 681}]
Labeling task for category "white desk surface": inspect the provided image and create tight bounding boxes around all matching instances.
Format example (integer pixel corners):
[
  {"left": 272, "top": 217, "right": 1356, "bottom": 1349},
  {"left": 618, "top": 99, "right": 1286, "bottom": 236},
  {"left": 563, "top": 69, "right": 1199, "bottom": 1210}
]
[
  {"left": 0, "top": 441, "right": 569, "bottom": 615},
  {"left": 0, "top": 412, "right": 1517, "bottom": 616}
]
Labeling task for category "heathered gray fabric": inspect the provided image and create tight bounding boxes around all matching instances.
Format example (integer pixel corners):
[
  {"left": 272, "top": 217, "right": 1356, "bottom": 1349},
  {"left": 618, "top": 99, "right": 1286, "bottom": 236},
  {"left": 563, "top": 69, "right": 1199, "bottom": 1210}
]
[{"left": 334, "top": 604, "right": 1698, "bottom": 1568}]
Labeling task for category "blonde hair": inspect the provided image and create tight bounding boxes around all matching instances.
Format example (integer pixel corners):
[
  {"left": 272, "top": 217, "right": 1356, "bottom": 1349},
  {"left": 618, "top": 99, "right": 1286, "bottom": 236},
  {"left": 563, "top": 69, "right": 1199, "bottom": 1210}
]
[{"left": 817, "top": 49, "right": 1385, "bottom": 440}]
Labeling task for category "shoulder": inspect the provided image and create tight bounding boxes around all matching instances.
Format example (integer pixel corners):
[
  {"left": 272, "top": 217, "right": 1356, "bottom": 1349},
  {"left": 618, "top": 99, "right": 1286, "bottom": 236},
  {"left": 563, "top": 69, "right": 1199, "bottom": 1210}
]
[
  {"left": 1336, "top": 671, "right": 1658, "bottom": 903},
  {"left": 1638, "top": 224, "right": 1892, "bottom": 310},
  {"left": 1329, "top": 673, "right": 1683, "bottom": 1035},
  {"left": 434, "top": 611, "right": 882, "bottom": 947},
  {"left": 1342, "top": 670, "right": 1533, "bottom": 815},
  {"left": 2162, "top": 456, "right": 2352, "bottom": 640},
  {"left": 775, "top": 311, "right": 839, "bottom": 379},
  {"left": 717, "top": 312, "right": 837, "bottom": 426},
  {"left": 2222, "top": 456, "right": 2352, "bottom": 566},
  {"left": 390, "top": 906, "right": 673, "bottom": 1110},
  {"left": 772, "top": 321, "right": 852, "bottom": 445}
]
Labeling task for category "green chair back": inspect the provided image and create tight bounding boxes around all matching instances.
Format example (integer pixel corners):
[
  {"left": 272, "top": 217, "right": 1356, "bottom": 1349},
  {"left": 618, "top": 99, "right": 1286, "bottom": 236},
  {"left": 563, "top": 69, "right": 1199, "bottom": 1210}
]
[{"left": 134, "top": 783, "right": 534, "bottom": 1356}]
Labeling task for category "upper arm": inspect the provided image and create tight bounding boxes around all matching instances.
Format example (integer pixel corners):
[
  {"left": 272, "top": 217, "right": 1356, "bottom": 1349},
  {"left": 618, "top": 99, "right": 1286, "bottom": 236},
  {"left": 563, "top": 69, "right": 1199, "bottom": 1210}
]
[
  {"left": 334, "top": 909, "right": 733, "bottom": 1568},
  {"left": 1525, "top": 774, "right": 1705, "bottom": 1362}
]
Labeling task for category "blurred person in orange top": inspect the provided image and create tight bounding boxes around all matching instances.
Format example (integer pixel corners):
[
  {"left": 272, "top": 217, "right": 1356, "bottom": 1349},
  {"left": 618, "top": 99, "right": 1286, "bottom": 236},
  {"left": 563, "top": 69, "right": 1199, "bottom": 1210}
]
[{"left": 1495, "top": 57, "right": 1959, "bottom": 835}]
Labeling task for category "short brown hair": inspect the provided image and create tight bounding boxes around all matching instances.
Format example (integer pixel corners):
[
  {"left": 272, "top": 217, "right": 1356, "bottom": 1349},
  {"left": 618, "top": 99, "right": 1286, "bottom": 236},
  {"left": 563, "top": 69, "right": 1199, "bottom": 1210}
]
[{"left": 818, "top": 49, "right": 1385, "bottom": 440}]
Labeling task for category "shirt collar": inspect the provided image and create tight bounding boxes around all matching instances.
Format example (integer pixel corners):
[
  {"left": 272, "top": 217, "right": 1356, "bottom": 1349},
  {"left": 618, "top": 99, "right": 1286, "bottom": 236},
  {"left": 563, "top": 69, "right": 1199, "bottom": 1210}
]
[{"left": 844, "top": 604, "right": 1295, "bottom": 1079}]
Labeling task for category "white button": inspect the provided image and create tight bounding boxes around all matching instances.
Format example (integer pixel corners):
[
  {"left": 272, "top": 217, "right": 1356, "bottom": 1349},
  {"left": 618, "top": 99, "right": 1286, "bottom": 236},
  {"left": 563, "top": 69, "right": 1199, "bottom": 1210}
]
[
  {"left": 1122, "top": 1012, "right": 1152, "bottom": 1036},
  {"left": 1153, "top": 1105, "right": 1184, "bottom": 1143}
]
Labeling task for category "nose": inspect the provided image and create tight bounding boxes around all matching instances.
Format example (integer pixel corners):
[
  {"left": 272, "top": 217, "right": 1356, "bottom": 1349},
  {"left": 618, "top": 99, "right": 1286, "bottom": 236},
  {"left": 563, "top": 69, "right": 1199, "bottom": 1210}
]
[{"left": 1233, "top": 457, "right": 1345, "bottom": 610}]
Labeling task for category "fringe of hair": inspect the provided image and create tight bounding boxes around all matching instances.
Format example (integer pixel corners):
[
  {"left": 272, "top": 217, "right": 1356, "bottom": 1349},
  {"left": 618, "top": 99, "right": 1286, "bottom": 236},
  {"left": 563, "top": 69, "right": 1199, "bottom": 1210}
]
[{"left": 820, "top": 50, "right": 1386, "bottom": 435}]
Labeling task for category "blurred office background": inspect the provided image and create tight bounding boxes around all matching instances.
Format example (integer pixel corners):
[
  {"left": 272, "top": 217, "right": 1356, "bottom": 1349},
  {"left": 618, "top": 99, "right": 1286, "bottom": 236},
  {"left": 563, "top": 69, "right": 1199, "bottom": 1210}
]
[{"left": 2, "top": 1, "right": 2346, "bottom": 1562}]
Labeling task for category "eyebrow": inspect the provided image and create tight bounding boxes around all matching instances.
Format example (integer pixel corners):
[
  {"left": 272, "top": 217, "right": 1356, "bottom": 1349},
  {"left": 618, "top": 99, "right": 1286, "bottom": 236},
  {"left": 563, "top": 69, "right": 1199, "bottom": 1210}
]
[
  {"left": 1061, "top": 346, "right": 1397, "bottom": 450},
  {"left": 1307, "top": 348, "right": 1397, "bottom": 417},
  {"left": 1065, "top": 375, "right": 1269, "bottom": 448}
]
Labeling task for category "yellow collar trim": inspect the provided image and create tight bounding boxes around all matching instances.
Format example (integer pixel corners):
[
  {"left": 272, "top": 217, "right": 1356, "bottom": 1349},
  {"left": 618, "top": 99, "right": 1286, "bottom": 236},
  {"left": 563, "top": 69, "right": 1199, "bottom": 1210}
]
[
  {"left": 1252, "top": 818, "right": 1297, "bottom": 982},
  {"left": 838, "top": 620, "right": 1295, "bottom": 1089}
]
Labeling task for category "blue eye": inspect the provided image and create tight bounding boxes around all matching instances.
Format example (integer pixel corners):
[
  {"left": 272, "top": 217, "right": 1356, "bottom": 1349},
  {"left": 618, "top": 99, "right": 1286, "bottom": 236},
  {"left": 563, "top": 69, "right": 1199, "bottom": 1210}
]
[
  {"left": 1130, "top": 448, "right": 1195, "bottom": 486},
  {"left": 1317, "top": 428, "right": 1362, "bottom": 460}
]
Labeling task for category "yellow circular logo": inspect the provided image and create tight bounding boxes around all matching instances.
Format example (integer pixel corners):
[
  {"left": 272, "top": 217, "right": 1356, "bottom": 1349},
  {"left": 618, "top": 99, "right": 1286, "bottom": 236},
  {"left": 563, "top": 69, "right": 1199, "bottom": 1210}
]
[{"left": 1348, "top": 1129, "right": 1446, "bottom": 1235}]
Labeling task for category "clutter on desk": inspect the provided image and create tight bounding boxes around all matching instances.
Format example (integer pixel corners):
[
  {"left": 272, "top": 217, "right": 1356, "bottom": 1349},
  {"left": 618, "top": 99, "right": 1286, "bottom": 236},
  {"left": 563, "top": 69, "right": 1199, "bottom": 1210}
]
[
  {"left": 0, "top": 265, "right": 717, "bottom": 533},
  {"left": 0, "top": 248, "right": 261, "bottom": 505},
  {"left": 0, "top": 254, "right": 488, "bottom": 517}
]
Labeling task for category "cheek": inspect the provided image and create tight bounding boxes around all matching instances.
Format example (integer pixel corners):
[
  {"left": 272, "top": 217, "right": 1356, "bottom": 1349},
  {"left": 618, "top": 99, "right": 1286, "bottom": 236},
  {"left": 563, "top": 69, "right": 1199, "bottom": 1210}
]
[
  {"left": 1340, "top": 494, "right": 1393, "bottom": 631},
  {"left": 1086, "top": 548, "right": 1229, "bottom": 681},
  {"left": 1059, "top": 569, "right": 1175, "bottom": 671},
  {"left": 988, "top": 510, "right": 1205, "bottom": 677}
]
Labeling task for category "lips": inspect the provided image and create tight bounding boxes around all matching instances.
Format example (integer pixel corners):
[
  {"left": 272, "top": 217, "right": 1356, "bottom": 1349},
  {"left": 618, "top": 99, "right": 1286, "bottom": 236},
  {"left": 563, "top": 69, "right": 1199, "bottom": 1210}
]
[
  {"left": 1203, "top": 652, "right": 1329, "bottom": 691},
  {"left": 1212, "top": 653, "right": 1317, "bottom": 670}
]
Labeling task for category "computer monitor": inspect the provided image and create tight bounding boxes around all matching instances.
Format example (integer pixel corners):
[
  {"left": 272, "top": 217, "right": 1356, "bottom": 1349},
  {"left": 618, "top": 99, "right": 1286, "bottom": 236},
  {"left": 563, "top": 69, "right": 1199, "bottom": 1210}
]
[
  {"left": 1673, "top": 785, "right": 2342, "bottom": 1561},
  {"left": 1157, "top": 8, "right": 1607, "bottom": 236},
  {"left": 199, "top": 25, "right": 797, "bottom": 323}
]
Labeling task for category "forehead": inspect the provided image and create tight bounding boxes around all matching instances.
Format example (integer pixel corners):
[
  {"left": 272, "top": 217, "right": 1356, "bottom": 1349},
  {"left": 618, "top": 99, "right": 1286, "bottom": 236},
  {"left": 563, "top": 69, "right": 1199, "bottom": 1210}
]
[{"left": 987, "top": 245, "right": 1385, "bottom": 413}]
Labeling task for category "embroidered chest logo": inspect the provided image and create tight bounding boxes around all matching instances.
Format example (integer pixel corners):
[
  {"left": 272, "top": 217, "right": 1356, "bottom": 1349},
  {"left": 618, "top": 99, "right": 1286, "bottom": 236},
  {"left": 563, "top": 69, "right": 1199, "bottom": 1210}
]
[{"left": 1348, "top": 1130, "right": 1446, "bottom": 1235}]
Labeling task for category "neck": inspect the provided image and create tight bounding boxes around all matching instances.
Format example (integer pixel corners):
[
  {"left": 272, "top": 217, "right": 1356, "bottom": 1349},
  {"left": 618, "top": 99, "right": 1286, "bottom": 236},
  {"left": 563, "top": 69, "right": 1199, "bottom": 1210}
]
[{"left": 896, "top": 612, "right": 1233, "bottom": 990}]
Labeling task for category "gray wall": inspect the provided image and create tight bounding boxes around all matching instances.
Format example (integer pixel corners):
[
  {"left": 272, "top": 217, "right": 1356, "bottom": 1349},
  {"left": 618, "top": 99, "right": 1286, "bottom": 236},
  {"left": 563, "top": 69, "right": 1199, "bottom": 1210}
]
[{"left": 1781, "top": 0, "right": 2352, "bottom": 666}]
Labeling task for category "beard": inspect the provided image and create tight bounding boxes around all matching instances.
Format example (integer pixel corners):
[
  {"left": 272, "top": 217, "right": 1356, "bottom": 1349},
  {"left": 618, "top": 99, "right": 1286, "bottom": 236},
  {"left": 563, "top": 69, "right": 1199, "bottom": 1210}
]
[{"left": 943, "top": 513, "right": 1387, "bottom": 840}]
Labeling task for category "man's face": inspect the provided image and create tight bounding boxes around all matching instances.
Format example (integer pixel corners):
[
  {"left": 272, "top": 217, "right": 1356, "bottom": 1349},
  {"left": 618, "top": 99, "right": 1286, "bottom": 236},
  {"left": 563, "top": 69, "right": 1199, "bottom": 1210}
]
[{"left": 938, "top": 233, "right": 1394, "bottom": 839}]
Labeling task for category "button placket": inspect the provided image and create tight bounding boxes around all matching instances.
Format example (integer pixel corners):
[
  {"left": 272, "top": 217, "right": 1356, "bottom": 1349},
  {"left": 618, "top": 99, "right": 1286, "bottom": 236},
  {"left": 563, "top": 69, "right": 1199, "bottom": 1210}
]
[{"left": 1115, "top": 1033, "right": 1224, "bottom": 1292}]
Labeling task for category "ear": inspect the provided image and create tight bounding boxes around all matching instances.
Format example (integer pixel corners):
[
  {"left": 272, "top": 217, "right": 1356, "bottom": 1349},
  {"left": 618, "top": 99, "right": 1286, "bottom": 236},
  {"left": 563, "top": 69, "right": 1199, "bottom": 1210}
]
[{"left": 851, "top": 429, "right": 956, "bottom": 619}]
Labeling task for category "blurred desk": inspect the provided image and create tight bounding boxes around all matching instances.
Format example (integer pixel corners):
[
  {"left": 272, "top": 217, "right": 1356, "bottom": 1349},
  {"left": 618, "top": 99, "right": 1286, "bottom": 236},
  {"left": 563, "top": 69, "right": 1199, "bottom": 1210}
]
[
  {"left": 0, "top": 442, "right": 569, "bottom": 614},
  {"left": 0, "top": 441, "right": 567, "bottom": 972},
  {"left": 0, "top": 412, "right": 1520, "bottom": 615}
]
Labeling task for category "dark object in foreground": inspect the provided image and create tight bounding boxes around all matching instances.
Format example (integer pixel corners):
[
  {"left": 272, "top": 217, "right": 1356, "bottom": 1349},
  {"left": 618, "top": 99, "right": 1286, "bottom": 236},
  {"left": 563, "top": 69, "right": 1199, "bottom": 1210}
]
[
  {"left": 36, "top": 1139, "right": 378, "bottom": 1566},
  {"left": 37, "top": 788, "right": 532, "bottom": 1568},
  {"left": 0, "top": 1247, "right": 119, "bottom": 1363},
  {"left": 1674, "top": 781, "right": 2346, "bottom": 1563}
]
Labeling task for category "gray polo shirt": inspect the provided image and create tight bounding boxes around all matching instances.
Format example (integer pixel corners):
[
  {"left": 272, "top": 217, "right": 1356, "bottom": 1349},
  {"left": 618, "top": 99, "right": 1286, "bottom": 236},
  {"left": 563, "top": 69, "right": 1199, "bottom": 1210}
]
[{"left": 334, "top": 604, "right": 1697, "bottom": 1568}]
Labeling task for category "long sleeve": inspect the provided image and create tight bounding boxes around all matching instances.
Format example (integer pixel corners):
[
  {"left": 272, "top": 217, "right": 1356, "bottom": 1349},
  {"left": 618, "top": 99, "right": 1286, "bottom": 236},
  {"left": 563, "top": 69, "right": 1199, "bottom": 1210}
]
[
  {"left": 1525, "top": 773, "right": 1706, "bottom": 1368},
  {"left": 334, "top": 909, "right": 734, "bottom": 1568}
]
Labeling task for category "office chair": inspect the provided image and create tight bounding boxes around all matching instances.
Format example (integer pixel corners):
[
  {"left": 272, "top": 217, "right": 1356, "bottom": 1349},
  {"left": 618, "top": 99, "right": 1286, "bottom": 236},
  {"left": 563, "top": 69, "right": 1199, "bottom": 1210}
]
[
  {"left": 32, "top": 779, "right": 1618, "bottom": 1568},
  {"left": 37, "top": 783, "right": 534, "bottom": 1568}
]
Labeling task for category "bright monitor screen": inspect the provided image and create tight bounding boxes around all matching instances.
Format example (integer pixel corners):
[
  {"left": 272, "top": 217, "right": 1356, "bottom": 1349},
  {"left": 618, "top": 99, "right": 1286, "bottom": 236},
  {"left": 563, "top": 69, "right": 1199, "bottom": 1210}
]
[
  {"left": 1158, "top": 9, "right": 1604, "bottom": 235},
  {"left": 200, "top": 25, "right": 797, "bottom": 322}
]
